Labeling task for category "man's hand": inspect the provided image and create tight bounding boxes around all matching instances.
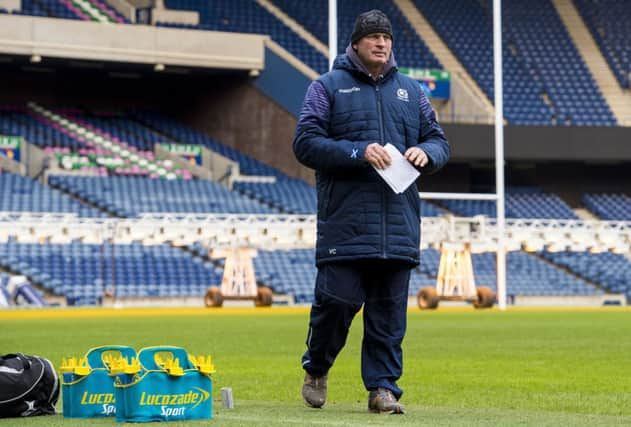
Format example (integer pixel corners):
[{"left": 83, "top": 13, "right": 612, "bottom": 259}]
[
  {"left": 405, "top": 147, "right": 429, "bottom": 168},
  {"left": 365, "top": 143, "right": 392, "bottom": 170}
]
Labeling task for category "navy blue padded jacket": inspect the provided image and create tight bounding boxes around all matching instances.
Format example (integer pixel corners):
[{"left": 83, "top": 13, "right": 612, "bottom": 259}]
[{"left": 293, "top": 47, "right": 450, "bottom": 266}]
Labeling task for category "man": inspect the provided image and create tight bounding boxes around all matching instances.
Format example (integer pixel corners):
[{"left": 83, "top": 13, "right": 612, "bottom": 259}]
[{"left": 293, "top": 9, "right": 450, "bottom": 414}]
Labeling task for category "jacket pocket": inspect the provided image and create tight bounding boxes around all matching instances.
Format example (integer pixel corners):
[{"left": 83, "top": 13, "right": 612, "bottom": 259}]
[
  {"left": 320, "top": 179, "right": 334, "bottom": 221},
  {"left": 404, "top": 187, "right": 421, "bottom": 218}
]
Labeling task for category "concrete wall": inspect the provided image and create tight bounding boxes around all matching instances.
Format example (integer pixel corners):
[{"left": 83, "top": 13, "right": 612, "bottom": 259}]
[
  {"left": 253, "top": 42, "right": 315, "bottom": 118},
  {"left": 443, "top": 123, "right": 631, "bottom": 161},
  {"left": 174, "top": 76, "right": 313, "bottom": 184},
  {"left": 0, "top": 0, "right": 20, "bottom": 12},
  {"left": 107, "top": 0, "right": 136, "bottom": 23},
  {"left": 125, "top": 0, "right": 153, "bottom": 7},
  {"left": 435, "top": 75, "right": 494, "bottom": 124},
  {"left": 0, "top": 152, "right": 25, "bottom": 175},
  {"left": 0, "top": 15, "right": 265, "bottom": 70},
  {"left": 152, "top": 0, "right": 199, "bottom": 25}
]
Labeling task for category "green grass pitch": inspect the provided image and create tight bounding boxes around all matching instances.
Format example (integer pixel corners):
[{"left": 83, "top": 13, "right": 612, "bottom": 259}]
[{"left": 1, "top": 307, "right": 630, "bottom": 426}]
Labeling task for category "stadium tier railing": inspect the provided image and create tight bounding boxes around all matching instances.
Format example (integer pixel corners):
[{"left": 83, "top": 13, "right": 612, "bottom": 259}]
[{"left": 1, "top": 212, "right": 629, "bottom": 254}]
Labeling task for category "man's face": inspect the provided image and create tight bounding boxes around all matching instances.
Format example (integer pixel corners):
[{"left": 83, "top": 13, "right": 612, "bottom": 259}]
[{"left": 353, "top": 33, "right": 392, "bottom": 72}]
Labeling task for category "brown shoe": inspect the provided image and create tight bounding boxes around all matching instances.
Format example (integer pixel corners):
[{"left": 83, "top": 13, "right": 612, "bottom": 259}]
[
  {"left": 302, "top": 372, "right": 327, "bottom": 408},
  {"left": 368, "top": 388, "right": 405, "bottom": 414}
]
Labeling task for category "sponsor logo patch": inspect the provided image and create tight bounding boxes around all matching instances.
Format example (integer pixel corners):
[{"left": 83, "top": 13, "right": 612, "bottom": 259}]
[{"left": 397, "top": 88, "right": 409, "bottom": 102}]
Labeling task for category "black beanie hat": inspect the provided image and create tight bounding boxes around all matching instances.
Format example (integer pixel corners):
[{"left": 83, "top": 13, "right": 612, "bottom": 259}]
[{"left": 350, "top": 9, "right": 393, "bottom": 44}]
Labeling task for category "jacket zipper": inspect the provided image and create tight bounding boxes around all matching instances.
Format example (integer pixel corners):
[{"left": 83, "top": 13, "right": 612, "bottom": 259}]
[{"left": 375, "top": 79, "right": 387, "bottom": 258}]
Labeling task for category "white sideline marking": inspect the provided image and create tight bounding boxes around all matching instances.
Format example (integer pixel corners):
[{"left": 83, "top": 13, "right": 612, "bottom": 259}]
[{"left": 219, "top": 414, "right": 374, "bottom": 426}]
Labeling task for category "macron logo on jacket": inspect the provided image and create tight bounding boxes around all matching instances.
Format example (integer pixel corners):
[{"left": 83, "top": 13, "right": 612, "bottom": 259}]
[{"left": 338, "top": 86, "right": 360, "bottom": 94}]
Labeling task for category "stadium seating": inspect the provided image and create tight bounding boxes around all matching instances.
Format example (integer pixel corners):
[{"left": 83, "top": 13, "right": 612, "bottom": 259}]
[
  {"left": 574, "top": 0, "right": 630, "bottom": 89},
  {"left": 158, "top": 0, "right": 329, "bottom": 73},
  {"left": 253, "top": 247, "right": 603, "bottom": 304},
  {"left": 0, "top": 106, "right": 90, "bottom": 150},
  {"left": 14, "top": 0, "right": 128, "bottom": 22},
  {"left": 582, "top": 193, "right": 631, "bottom": 221},
  {"left": 48, "top": 175, "right": 277, "bottom": 217},
  {"left": 413, "top": 249, "right": 603, "bottom": 297},
  {"left": 4, "top": 103, "right": 628, "bottom": 305},
  {"left": 254, "top": 249, "right": 315, "bottom": 303},
  {"left": 413, "top": 0, "right": 616, "bottom": 126},
  {"left": 272, "top": 0, "right": 442, "bottom": 70},
  {"left": 6, "top": 1, "right": 625, "bottom": 126},
  {"left": 0, "top": 240, "right": 223, "bottom": 305},
  {"left": 17, "top": 0, "right": 84, "bottom": 20},
  {"left": 433, "top": 191, "right": 579, "bottom": 219},
  {"left": 540, "top": 250, "right": 631, "bottom": 300},
  {"left": 234, "top": 180, "right": 317, "bottom": 215},
  {"left": 62, "top": 110, "right": 172, "bottom": 153},
  {"left": 0, "top": 171, "right": 103, "bottom": 217},
  {"left": 130, "top": 110, "right": 284, "bottom": 178}
]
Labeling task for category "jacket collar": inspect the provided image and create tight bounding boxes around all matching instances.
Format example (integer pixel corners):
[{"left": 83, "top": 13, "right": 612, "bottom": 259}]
[{"left": 332, "top": 44, "right": 397, "bottom": 82}]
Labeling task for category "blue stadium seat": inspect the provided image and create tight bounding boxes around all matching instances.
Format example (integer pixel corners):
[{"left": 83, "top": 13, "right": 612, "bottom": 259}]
[{"left": 413, "top": 0, "right": 616, "bottom": 126}]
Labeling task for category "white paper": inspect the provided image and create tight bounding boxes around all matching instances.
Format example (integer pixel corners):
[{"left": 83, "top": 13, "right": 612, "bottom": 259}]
[{"left": 373, "top": 143, "right": 420, "bottom": 194}]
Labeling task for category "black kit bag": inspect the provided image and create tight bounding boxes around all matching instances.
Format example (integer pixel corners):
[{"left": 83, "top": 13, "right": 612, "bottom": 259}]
[{"left": 0, "top": 353, "right": 60, "bottom": 418}]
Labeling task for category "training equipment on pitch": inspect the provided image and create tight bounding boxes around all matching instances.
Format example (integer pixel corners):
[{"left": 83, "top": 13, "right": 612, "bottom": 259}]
[
  {"left": 112, "top": 346, "right": 215, "bottom": 423},
  {"left": 60, "top": 345, "right": 137, "bottom": 418},
  {"left": 61, "top": 345, "right": 215, "bottom": 422},
  {"left": 418, "top": 242, "right": 496, "bottom": 310}
]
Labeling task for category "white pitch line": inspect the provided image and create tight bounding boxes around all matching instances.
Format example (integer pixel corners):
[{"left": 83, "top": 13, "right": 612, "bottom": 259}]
[{"left": 217, "top": 413, "right": 388, "bottom": 426}]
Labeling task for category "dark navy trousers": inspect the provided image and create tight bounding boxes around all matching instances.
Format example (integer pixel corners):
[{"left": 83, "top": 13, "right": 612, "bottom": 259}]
[{"left": 301, "top": 259, "right": 411, "bottom": 399}]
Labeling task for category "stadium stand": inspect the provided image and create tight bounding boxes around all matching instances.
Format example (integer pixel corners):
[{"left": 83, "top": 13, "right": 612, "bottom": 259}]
[
  {"left": 61, "top": 110, "right": 169, "bottom": 153},
  {"left": 540, "top": 250, "right": 631, "bottom": 300},
  {"left": 234, "top": 180, "right": 316, "bottom": 215},
  {"left": 5, "top": 102, "right": 625, "bottom": 304},
  {"left": 157, "top": 0, "right": 329, "bottom": 73},
  {"left": 503, "top": 0, "right": 616, "bottom": 126},
  {"left": 0, "top": 170, "right": 102, "bottom": 217},
  {"left": 0, "top": 106, "right": 89, "bottom": 150},
  {"left": 1, "top": 0, "right": 631, "bottom": 309},
  {"left": 254, "top": 249, "right": 315, "bottom": 303},
  {"left": 272, "top": 0, "right": 442, "bottom": 70},
  {"left": 582, "top": 193, "right": 631, "bottom": 221},
  {"left": 413, "top": 0, "right": 616, "bottom": 126},
  {"left": 414, "top": 249, "right": 602, "bottom": 298},
  {"left": 12, "top": 0, "right": 128, "bottom": 22},
  {"left": 0, "top": 240, "right": 223, "bottom": 305},
  {"left": 16, "top": 0, "right": 84, "bottom": 20},
  {"left": 432, "top": 191, "right": 579, "bottom": 219},
  {"left": 48, "top": 175, "right": 277, "bottom": 217},
  {"left": 130, "top": 110, "right": 285, "bottom": 178},
  {"left": 4, "top": 0, "right": 624, "bottom": 126},
  {"left": 574, "top": 0, "right": 630, "bottom": 89},
  {"left": 251, "top": 247, "right": 605, "bottom": 304}
]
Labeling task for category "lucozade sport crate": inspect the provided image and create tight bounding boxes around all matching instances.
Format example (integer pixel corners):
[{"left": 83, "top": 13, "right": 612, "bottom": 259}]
[
  {"left": 113, "top": 346, "right": 215, "bottom": 423},
  {"left": 60, "top": 345, "right": 137, "bottom": 418}
]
